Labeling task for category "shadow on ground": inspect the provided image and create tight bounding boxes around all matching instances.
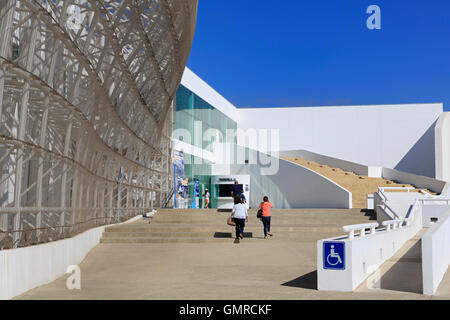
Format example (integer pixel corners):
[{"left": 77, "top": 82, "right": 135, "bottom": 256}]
[
  {"left": 214, "top": 232, "right": 253, "bottom": 238},
  {"left": 360, "top": 209, "right": 376, "bottom": 220},
  {"left": 282, "top": 271, "right": 317, "bottom": 290}
]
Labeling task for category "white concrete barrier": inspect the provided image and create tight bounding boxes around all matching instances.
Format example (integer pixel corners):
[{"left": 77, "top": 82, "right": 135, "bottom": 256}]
[
  {"left": 374, "top": 188, "right": 425, "bottom": 224},
  {"left": 422, "top": 211, "right": 450, "bottom": 295},
  {"left": 435, "top": 112, "right": 450, "bottom": 182},
  {"left": 318, "top": 187, "right": 450, "bottom": 294},
  {"left": 317, "top": 204, "right": 423, "bottom": 292},
  {"left": 382, "top": 168, "right": 446, "bottom": 194},
  {"left": 0, "top": 215, "right": 141, "bottom": 300},
  {"left": 367, "top": 194, "right": 374, "bottom": 210},
  {"left": 220, "top": 145, "right": 353, "bottom": 209},
  {"left": 417, "top": 198, "right": 450, "bottom": 227}
]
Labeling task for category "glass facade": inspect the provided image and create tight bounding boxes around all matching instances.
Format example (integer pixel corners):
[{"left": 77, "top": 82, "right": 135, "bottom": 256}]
[
  {"left": 184, "top": 154, "right": 214, "bottom": 208},
  {"left": 174, "top": 84, "right": 237, "bottom": 208},
  {"left": 175, "top": 84, "right": 237, "bottom": 151}
]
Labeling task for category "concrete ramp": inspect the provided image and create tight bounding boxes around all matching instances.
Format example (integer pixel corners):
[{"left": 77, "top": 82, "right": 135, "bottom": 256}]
[{"left": 357, "top": 229, "right": 425, "bottom": 294}]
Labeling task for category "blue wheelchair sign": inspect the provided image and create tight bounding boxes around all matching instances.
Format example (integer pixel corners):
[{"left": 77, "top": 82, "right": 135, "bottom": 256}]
[{"left": 323, "top": 241, "right": 345, "bottom": 270}]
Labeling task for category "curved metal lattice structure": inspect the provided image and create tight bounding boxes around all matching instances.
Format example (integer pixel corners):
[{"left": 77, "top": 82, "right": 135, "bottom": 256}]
[{"left": 0, "top": 0, "right": 198, "bottom": 249}]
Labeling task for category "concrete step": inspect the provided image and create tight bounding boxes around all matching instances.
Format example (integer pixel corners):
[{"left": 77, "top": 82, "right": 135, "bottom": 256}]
[
  {"left": 148, "top": 219, "right": 372, "bottom": 226},
  {"left": 105, "top": 219, "right": 373, "bottom": 232},
  {"left": 102, "top": 226, "right": 344, "bottom": 238},
  {"left": 156, "top": 208, "right": 366, "bottom": 214},
  {"left": 102, "top": 232, "right": 222, "bottom": 238},
  {"left": 100, "top": 232, "right": 343, "bottom": 244},
  {"left": 101, "top": 237, "right": 234, "bottom": 244},
  {"left": 110, "top": 215, "right": 373, "bottom": 225},
  {"left": 103, "top": 224, "right": 345, "bottom": 234},
  {"left": 150, "top": 213, "right": 373, "bottom": 219},
  {"left": 151, "top": 215, "right": 367, "bottom": 220},
  {"left": 150, "top": 215, "right": 372, "bottom": 220},
  {"left": 100, "top": 211, "right": 372, "bottom": 244},
  {"left": 152, "top": 211, "right": 371, "bottom": 218}
]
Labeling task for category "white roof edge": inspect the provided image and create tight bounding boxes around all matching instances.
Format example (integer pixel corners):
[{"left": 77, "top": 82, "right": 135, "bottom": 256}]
[
  {"left": 237, "top": 102, "right": 444, "bottom": 111},
  {"left": 180, "top": 67, "right": 239, "bottom": 122}
]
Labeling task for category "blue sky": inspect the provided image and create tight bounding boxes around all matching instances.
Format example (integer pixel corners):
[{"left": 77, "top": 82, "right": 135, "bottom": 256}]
[{"left": 186, "top": 0, "right": 450, "bottom": 110}]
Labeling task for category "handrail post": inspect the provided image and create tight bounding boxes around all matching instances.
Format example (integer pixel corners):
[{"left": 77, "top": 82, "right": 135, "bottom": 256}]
[{"left": 343, "top": 222, "right": 379, "bottom": 239}]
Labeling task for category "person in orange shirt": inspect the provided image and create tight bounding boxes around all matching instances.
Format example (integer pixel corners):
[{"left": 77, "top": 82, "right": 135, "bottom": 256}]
[{"left": 259, "top": 196, "right": 273, "bottom": 239}]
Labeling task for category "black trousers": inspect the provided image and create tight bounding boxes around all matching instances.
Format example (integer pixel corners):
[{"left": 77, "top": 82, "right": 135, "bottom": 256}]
[
  {"left": 233, "top": 218, "right": 246, "bottom": 238},
  {"left": 261, "top": 216, "right": 271, "bottom": 237}
]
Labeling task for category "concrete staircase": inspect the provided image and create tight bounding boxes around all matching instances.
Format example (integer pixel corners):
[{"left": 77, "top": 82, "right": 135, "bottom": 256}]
[
  {"left": 282, "top": 157, "right": 433, "bottom": 208},
  {"left": 100, "top": 208, "right": 376, "bottom": 244}
]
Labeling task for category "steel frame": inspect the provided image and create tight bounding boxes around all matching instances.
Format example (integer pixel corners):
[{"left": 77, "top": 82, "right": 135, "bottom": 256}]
[{"left": 0, "top": 0, "right": 197, "bottom": 249}]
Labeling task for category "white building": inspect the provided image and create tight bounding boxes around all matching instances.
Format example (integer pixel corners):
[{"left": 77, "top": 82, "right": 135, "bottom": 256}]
[{"left": 173, "top": 67, "right": 448, "bottom": 209}]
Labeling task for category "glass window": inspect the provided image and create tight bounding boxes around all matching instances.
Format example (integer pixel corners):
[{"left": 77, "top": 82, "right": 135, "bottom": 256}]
[{"left": 175, "top": 84, "right": 237, "bottom": 149}]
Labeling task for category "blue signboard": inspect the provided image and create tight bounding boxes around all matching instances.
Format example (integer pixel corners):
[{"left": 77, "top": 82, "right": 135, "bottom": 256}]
[
  {"left": 191, "top": 178, "right": 199, "bottom": 209},
  {"left": 172, "top": 150, "right": 186, "bottom": 208},
  {"left": 323, "top": 241, "right": 345, "bottom": 270}
]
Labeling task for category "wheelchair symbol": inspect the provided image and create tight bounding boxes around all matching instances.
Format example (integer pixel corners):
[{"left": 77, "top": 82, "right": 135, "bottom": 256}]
[{"left": 326, "top": 244, "right": 343, "bottom": 266}]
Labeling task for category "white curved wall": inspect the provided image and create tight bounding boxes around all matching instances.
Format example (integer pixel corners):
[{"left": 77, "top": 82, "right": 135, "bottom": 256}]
[
  {"left": 270, "top": 158, "right": 352, "bottom": 209},
  {"left": 422, "top": 211, "right": 450, "bottom": 295},
  {"left": 214, "top": 146, "right": 352, "bottom": 209},
  {"left": 0, "top": 216, "right": 141, "bottom": 300}
]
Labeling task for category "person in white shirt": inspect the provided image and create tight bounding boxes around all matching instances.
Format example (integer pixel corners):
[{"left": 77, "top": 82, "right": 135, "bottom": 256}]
[{"left": 232, "top": 195, "right": 248, "bottom": 241}]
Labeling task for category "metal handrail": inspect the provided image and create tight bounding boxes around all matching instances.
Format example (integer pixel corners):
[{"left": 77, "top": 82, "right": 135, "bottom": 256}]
[
  {"left": 376, "top": 186, "right": 415, "bottom": 202},
  {"left": 377, "top": 203, "right": 400, "bottom": 219},
  {"left": 377, "top": 186, "right": 415, "bottom": 192},
  {"left": 419, "top": 190, "right": 433, "bottom": 197},
  {"left": 417, "top": 198, "right": 450, "bottom": 204},
  {"left": 163, "top": 187, "right": 175, "bottom": 208}
]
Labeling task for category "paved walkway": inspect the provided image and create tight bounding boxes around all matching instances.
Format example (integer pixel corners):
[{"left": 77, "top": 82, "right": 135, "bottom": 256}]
[{"left": 15, "top": 240, "right": 450, "bottom": 300}]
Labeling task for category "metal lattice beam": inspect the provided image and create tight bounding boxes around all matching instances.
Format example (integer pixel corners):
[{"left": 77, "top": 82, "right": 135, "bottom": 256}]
[{"left": 0, "top": 0, "right": 198, "bottom": 249}]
